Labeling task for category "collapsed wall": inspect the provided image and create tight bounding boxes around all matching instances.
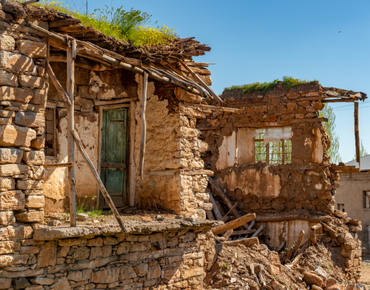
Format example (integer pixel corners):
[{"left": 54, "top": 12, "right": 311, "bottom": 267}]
[{"left": 197, "top": 82, "right": 364, "bottom": 281}]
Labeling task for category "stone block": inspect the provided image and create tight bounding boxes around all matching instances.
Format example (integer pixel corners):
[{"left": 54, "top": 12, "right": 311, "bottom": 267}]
[
  {"left": 0, "top": 110, "right": 15, "bottom": 118},
  {"left": 72, "top": 246, "right": 90, "bottom": 260},
  {"left": 0, "top": 86, "right": 33, "bottom": 103},
  {"left": 135, "top": 263, "right": 148, "bottom": 277},
  {"left": 0, "top": 117, "right": 11, "bottom": 125},
  {"left": 119, "top": 266, "right": 137, "bottom": 281},
  {"left": 89, "top": 246, "right": 102, "bottom": 260},
  {"left": 18, "top": 75, "right": 44, "bottom": 89},
  {"left": 29, "top": 166, "right": 44, "bottom": 180},
  {"left": 0, "top": 255, "right": 14, "bottom": 267},
  {"left": 36, "top": 241, "right": 57, "bottom": 268},
  {"left": 51, "top": 277, "right": 71, "bottom": 290},
  {"left": 26, "top": 195, "right": 45, "bottom": 208},
  {"left": 22, "top": 150, "right": 45, "bottom": 166},
  {"left": 91, "top": 267, "right": 120, "bottom": 284},
  {"left": 0, "top": 70, "right": 18, "bottom": 86},
  {"left": 87, "top": 237, "right": 103, "bottom": 247},
  {"left": 59, "top": 238, "right": 87, "bottom": 247},
  {"left": 303, "top": 272, "right": 323, "bottom": 287},
  {"left": 103, "top": 236, "right": 118, "bottom": 245},
  {"left": 0, "top": 125, "right": 37, "bottom": 147},
  {"left": 0, "top": 241, "right": 19, "bottom": 254},
  {"left": 17, "top": 179, "right": 44, "bottom": 190},
  {"left": 12, "top": 277, "right": 30, "bottom": 289},
  {"left": 20, "top": 246, "right": 40, "bottom": 254},
  {"left": 0, "top": 50, "right": 35, "bottom": 72},
  {"left": 0, "top": 210, "right": 15, "bottom": 225},
  {"left": 147, "top": 264, "right": 161, "bottom": 279},
  {"left": 67, "top": 271, "right": 82, "bottom": 282},
  {"left": 15, "top": 210, "right": 43, "bottom": 222},
  {"left": 0, "top": 148, "right": 23, "bottom": 164},
  {"left": 30, "top": 136, "right": 45, "bottom": 149},
  {"left": 14, "top": 226, "right": 33, "bottom": 239},
  {"left": 0, "top": 177, "right": 15, "bottom": 190},
  {"left": 0, "top": 34, "right": 15, "bottom": 51},
  {"left": 0, "top": 164, "right": 29, "bottom": 176},
  {"left": 30, "top": 277, "right": 54, "bottom": 285},
  {"left": 17, "top": 40, "right": 47, "bottom": 58},
  {"left": 15, "top": 112, "right": 45, "bottom": 129},
  {"left": 31, "top": 89, "right": 47, "bottom": 105},
  {"left": 0, "top": 190, "right": 25, "bottom": 210}
]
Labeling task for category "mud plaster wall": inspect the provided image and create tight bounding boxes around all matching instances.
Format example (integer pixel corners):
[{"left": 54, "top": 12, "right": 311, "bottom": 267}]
[{"left": 199, "top": 84, "right": 339, "bottom": 216}]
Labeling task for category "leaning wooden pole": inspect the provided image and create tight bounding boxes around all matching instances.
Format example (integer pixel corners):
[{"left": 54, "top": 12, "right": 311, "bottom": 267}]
[
  {"left": 72, "top": 129, "right": 125, "bottom": 231},
  {"left": 139, "top": 72, "right": 148, "bottom": 179},
  {"left": 67, "top": 39, "right": 77, "bottom": 227},
  {"left": 354, "top": 102, "right": 361, "bottom": 169}
]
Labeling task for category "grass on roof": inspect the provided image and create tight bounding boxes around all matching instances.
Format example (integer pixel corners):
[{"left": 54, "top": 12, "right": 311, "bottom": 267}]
[
  {"left": 224, "top": 76, "right": 318, "bottom": 94},
  {"left": 37, "top": 1, "right": 178, "bottom": 47}
]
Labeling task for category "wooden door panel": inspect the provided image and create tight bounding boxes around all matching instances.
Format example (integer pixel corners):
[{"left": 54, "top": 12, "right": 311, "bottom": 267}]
[{"left": 100, "top": 107, "right": 128, "bottom": 208}]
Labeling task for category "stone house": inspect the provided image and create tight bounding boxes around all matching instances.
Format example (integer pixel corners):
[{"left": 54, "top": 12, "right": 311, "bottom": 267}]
[{"left": 336, "top": 155, "right": 370, "bottom": 257}]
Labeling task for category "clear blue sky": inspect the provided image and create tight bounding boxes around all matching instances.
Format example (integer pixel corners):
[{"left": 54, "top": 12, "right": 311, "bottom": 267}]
[{"left": 75, "top": 0, "right": 370, "bottom": 163}]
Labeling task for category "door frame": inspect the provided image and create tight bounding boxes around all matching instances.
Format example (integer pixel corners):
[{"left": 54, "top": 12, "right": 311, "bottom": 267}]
[{"left": 97, "top": 102, "right": 136, "bottom": 209}]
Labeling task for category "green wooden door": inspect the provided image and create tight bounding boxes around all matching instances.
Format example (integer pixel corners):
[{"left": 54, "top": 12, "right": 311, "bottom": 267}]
[{"left": 100, "top": 107, "right": 128, "bottom": 207}]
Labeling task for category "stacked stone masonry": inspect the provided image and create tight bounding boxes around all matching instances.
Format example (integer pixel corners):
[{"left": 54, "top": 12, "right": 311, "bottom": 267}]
[{"left": 0, "top": 16, "right": 47, "bottom": 226}]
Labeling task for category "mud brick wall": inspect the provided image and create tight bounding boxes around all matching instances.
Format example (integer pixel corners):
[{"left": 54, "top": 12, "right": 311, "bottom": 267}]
[
  {"left": 0, "top": 13, "right": 48, "bottom": 225},
  {"left": 198, "top": 82, "right": 339, "bottom": 215},
  {"left": 0, "top": 221, "right": 216, "bottom": 290}
]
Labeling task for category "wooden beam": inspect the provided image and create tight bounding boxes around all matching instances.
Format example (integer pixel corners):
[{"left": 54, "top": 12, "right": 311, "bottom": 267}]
[
  {"left": 291, "top": 230, "right": 305, "bottom": 259},
  {"left": 46, "top": 64, "right": 71, "bottom": 107},
  {"left": 212, "top": 213, "right": 256, "bottom": 235},
  {"left": 222, "top": 237, "right": 259, "bottom": 247},
  {"left": 67, "top": 39, "right": 77, "bottom": 227},
  {"left": 222, "top": 202, "right": 238, "bottom": 222},
  {"left": 72, "top": 129, "right": 125, "bottom": 231},
  {"left": 235, "top": 117, "right": 328, "bottom": 128},
  {"left": 94, "top": 97, "right": 137, "bottom": 106},
  {"left": 180, "top": 59, "right": 223, "bottom": 104},
  {"left": 129, "top": 101, "right": 136, "bottom": 207},
  {"left": 139, "top": 72, "right": 148, "bottom": 179},
  {"left": 44, "top": 163, "right": 74, "bottom": 168},
  {"left": 230, "top": 229, "right": 256, "bottom": 236},
  {"left": 355, "top": 102, "right": 360, "bottom": 168},
  {"left": 255, "top": 212, "right": 330, "bottom": 223},
  {"left": 322, "top": 99, "right": 356, "bottom": 103},
  {"left": 251, "top": 223, "right": 265, "bottom": 237},
  {"left": 209, "top": 193, "right": 223, "bottom": 220}
]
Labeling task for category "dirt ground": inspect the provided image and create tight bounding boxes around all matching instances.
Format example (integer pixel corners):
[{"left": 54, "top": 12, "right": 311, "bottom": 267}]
[{"left": 361, "top": 259, "right": 370, "bottom": 286}]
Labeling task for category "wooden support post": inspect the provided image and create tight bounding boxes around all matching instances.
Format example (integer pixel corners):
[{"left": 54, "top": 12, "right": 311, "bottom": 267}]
[
  {"left": 129, "top": 101, "right": 136, "bottom": 207},
  {"left": 139, "top": 72, "right": 148, "bottom": 179},
  {"left": 72, "top": 129, "right": 125, "bottom": 231},
  {"left": 354, "top": 102, "right": 361, "bottom": 169},
  {"left": 67, "top": 39, "right": 76, "bottom": 227}
]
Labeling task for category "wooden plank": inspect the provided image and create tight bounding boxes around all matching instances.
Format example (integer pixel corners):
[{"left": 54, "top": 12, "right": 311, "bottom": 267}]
[
  {"left": 72, "top": 129, "right": 125, "bottom": 231},
  {"left": 209, "top": 193, "right": 223, "bottom": 220},
  {"left": 291, "top": 230, "right": 305, "bottom": 259},
  {"left": 330, "top": 164, "right": 360, "bottom": 172},
  {"left": 235, "top": 117, "right": 328, "bottom": 128},
  {"left": 223, "top": 237, "right": 259, "bottom": 247},
  {"left": 222, "top": 202, "right": 238, "bottom": 222},
  {"left": 49, "top": 19, "right": 81, "bottom": 28},
  {"left": 355, "top": 102, "right": 360, "bottom": 168},
  {"left": 206, "top": 210, "right": 215, "bottom": 220},
  {"left": 252, "top": 223, "right": 265, "bottom": 237},
  {"left": 129, "top": 101, "right": 136, "bottom": 207},
  {"left": 230, "top": 229, "right": 256, "bottom": 236},
  {"left": 223, "top": 230, "right": 233, "bottom": 241},
  {"left": 139, "top": 72, "right": 148, "bottom": 179},
  {"left": 67, "top": 39, "right": 76, "bottom": 227},
  {"left": 94, "top": 97, "right": 137, "bottom": 106},
  {"left": 44, "top": 163, "right": 74, "bottom": 168},
  {"left": 323, "top": 99, "right": 356, "bottom": 103},
  {"left": 212, "top": 213, "right": 256, "bottom": 235},
  {"left": 179, "top": 59, "right": 223, "bottom": 104}
]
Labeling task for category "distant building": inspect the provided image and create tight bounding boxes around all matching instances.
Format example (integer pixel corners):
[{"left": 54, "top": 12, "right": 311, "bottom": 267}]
[{"left": 336, "top": 155, "right": 370, "bottom": 257}]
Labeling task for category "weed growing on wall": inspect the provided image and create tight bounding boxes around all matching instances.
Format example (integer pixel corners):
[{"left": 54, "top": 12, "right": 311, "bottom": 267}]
[
  {"left": 224, "top": 76, "right": 318, "bottom": 94},
  {"left": 38, "top": 1, "right": 178, "bottom": 47}
]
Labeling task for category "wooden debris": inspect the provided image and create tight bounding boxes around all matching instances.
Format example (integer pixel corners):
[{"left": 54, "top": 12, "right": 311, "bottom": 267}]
[
  {"left": 223, "top": 237, "right": 259, "bottom": 247},
  {"left": 354, "top": 102, "right": 360, "bottom": 168},
  {"left": 209, "top": 193, "right": 223, "bottom": 220},
  {"left": 212, "top": 213, "right": 256, "bottom": 235},
  {"left": 276, "top": 240, "right": 286, "bottom": 252},
  {"left": 291, "top": 230, "right": 305, "bottom": 259},
  {"left": 230, "top": 229, "right": 256, "bottom": 236},
  {"left": 252, "top": 223, "right": 265, "bottom": 237},
  {"left": 43, "top": 163, "right": 74, "bottom": 168},
  {"left": 223, "top": 229, "right": 233, "bottom": 241},
  {"left": 222, "top": 202, "right": 238, "bottom": 222}
]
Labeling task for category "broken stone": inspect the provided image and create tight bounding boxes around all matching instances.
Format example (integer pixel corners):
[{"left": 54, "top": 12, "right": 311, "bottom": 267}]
[
  {"left": 30, "top": 277, "right": 54, "bottom": 285},
  {"left": 50, "top": 277, "right": 71, "bottom": 290},
  {"left": 29, "top": 166, "right": 44, "bottom": 180},
  {"left": 48, "top": 220, "right": 61, "bottom": 226},
  {"left": 15, "top": 112, "right": 45, "bottom": 128},
  {"left": 0, "top": 50, "right": 35, "bottom": 72},
  {"left": 0, "top": 177, "right": 15, "bottom": 190},
  {"left": 15, "top": 210, "right": 43, "bottom": 222},
  {"left": 31, "top": 88, "right": 47, "bottom": 105},
  {"left": 12, "top": 277, "right": 30, "bottom": 290},
  {"left": 26, "top": 195, "right": 45, "bottom": 208},
  {"left": 0, "top": 190, "right": 25, "bottom": 210},
  {"left": 22, "top": 150, "right": 45, "bottom": 166},
  {"left": 0, "top": 70, "right": 18, "bottom": 86},
  {"left": 0, "top": 87, "right": 33, "bottom": 103},
  {"left": 0, "top": 210, "right": 15, "bottom": 226},
  {"left": 77, "top": 213, "right": 88, "bottom": 221},
  {"left": 303, "top": 272, "right": 323, "bottom": 287},
  {"left": 30, "top": 136, "right": 45, "bottom": 149},
  {"left": 0, "top": 125, "right": 37, "bottom": 147},
  {"left": 17, "top": 40, "right": 47, "bottom": 58},
  {"left": 0, "top": 241, "right": 19, "bottom": 254},
  {"left": 36, "top": 241, "right": 57, "bottom": 268},
  {"left": 0, "top": 255, "right": 14, "bottom": 267},
  {"left": 17, "top": 179, "right": 44, "bottom": 190},
  {"left": 18, "top": 75, "right": 44, "bottom": 89},
  {"left": 0, "top": 110, "right": 15, "bottom": 118},
  {"left": 0, "top": 34, "right": 15, "bottom": 51},
  {"left": 0, "top": 278, "right": 11, "bottom": 289}
]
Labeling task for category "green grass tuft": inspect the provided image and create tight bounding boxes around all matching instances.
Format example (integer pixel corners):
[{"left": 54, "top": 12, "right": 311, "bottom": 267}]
[
  {"left": 36, "top": 1, "right": 177, "bottom": 47},
  {"left": 224, "top": 76, "right": 318, "bottom": 95}
]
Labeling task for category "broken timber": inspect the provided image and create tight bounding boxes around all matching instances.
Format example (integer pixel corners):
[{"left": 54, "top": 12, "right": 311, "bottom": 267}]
[
  {"left": 212, "top": 213, "right": 256, "bottom": 235},
  {"left": 223, "top": 237, "right": 259, "bottom": 247}
]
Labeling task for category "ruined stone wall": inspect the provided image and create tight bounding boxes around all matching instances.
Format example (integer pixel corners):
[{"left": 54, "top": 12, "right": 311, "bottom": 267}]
[
  {"left": 199, "top": 83, "right": 338, "bottom": 215},
  {"left": 0, "top": 14, "right": 48, "bottom": 224},
  {"left": 0, "top": 221, "right": 216, "bottom": 290}
]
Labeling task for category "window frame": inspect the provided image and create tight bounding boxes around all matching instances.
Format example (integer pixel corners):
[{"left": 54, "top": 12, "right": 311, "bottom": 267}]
[
  {"left": 45, "top": 104, "right": 57, "bottom": 157},
  {"left": 363, "top": 191, "right": 370, "bottom": 209}
]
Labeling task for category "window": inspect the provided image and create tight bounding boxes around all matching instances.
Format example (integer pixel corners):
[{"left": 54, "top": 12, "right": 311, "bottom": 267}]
[
  {"left": 364, "top": 191, "right": 370, "bottom": 209},
  {"left": 254, "top": 129, "right": 292, "bottom": 164},
  {"left": 337, "top": 203, "right": 345, "bottom": 212},
  {"left": 45, "top": 107, "right": 56, "bottom": 156}
]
